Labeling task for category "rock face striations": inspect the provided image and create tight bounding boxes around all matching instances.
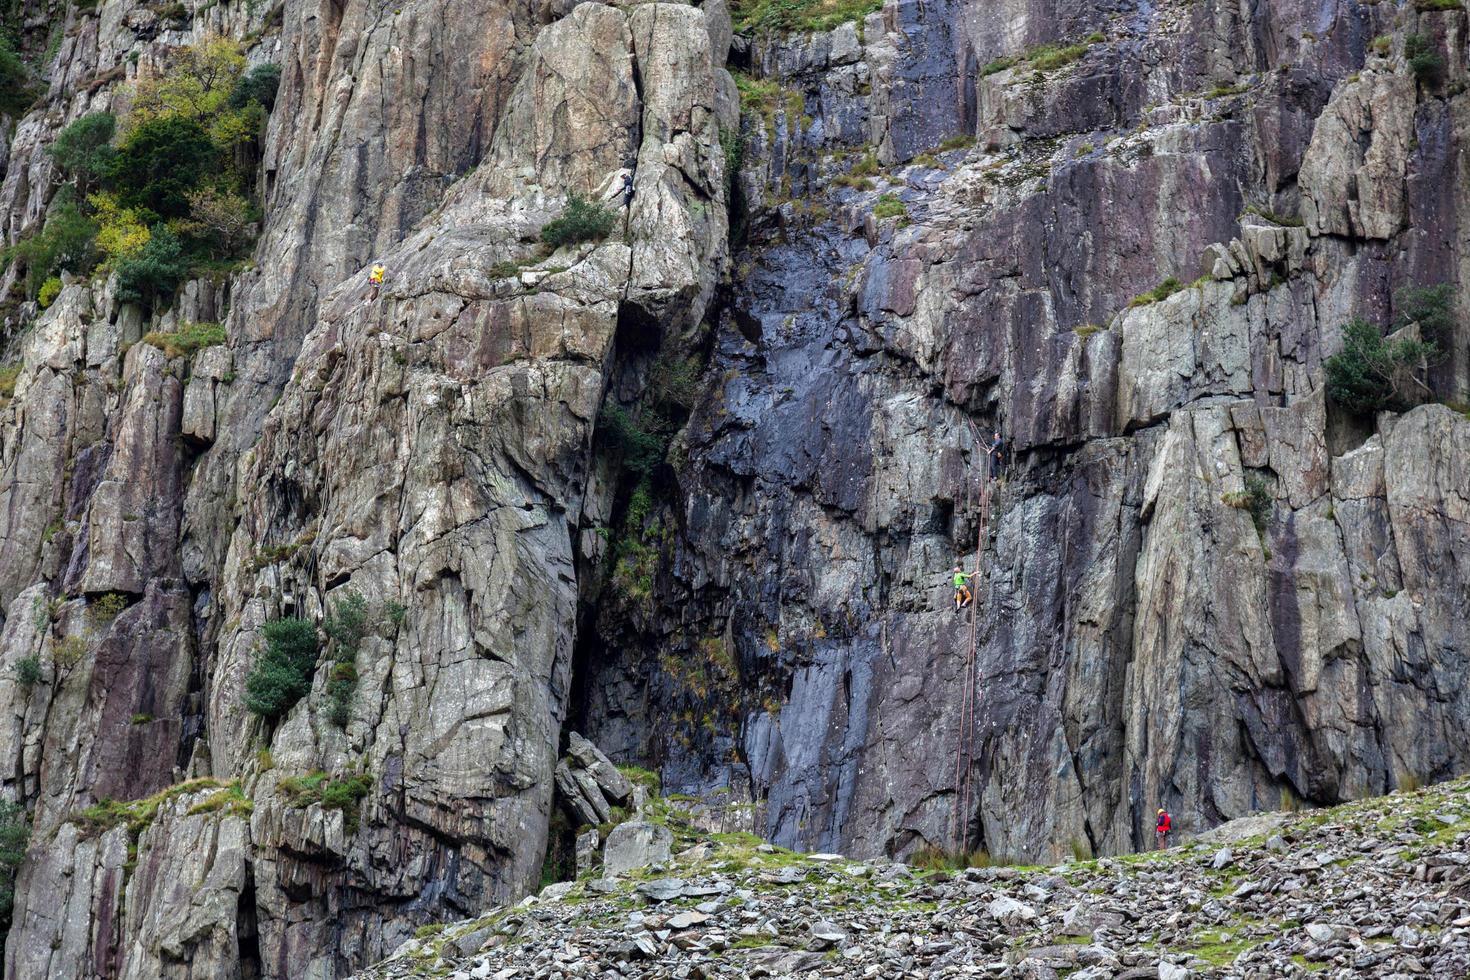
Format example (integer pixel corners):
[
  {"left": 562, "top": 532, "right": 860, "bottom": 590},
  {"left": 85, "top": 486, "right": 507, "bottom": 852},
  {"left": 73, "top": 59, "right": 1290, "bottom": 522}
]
[{"left": 0, "top": 0, "right": 1466, "bottom": 976}]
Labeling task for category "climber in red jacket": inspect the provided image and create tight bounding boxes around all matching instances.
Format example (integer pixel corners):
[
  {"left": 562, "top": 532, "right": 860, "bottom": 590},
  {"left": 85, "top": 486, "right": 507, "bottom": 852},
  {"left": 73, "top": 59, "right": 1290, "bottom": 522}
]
[{"left": 1156, "top": 808, "right": 1172, "bottom": 850}]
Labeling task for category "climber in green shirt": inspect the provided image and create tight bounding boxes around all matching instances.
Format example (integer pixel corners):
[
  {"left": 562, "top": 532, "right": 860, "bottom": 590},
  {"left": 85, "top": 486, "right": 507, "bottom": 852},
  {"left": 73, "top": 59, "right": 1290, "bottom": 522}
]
[{"left": 952, "top": 565, "right": 976, "bottom": 611}]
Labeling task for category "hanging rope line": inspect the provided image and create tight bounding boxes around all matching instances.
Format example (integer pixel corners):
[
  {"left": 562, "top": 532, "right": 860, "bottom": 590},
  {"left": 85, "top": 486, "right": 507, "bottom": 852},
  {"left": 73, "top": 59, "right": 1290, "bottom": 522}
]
[{"left": 952, "top": 418, "right": 993, "bottom": 853}]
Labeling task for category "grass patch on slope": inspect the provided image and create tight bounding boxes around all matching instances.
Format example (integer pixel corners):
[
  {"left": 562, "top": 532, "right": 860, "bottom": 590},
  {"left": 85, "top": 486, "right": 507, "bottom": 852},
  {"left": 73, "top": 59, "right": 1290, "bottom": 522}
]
[{"left": 732, "top": 0, "right": 884, "bottom": 34}]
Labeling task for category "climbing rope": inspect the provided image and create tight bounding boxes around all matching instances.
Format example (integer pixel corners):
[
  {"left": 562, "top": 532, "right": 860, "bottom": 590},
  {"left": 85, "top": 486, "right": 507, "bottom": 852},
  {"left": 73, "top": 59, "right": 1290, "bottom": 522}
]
[{"left": 952, "top": 419, "right": 992, "bottom": 852}]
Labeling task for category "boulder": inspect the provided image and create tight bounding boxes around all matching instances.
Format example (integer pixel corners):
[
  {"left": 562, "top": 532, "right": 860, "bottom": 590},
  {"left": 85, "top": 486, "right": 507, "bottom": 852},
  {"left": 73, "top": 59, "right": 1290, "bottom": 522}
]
[
  {"left": 605, "top": 822, "right": 674, "bottom": 878},
  {"left": 566, "top": 732, "right": 633, "bottom": 804}
]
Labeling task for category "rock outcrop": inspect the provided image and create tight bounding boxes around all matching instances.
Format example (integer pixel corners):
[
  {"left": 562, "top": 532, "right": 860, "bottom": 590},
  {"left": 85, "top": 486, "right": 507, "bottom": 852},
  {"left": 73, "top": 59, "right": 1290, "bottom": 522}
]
[
  {"left": 555, "top": 732, "right": 635, "bottom": 827},
  {"left": 577, "top": 0, "right": 1470, "bottom": 869}
]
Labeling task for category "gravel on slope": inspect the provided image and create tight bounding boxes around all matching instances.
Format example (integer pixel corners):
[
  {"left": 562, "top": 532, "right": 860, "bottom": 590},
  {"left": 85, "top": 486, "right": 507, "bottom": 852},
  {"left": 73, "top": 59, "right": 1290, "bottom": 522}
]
[{"left": 352, "top": 777, "right": 1470, "bottom": 979}]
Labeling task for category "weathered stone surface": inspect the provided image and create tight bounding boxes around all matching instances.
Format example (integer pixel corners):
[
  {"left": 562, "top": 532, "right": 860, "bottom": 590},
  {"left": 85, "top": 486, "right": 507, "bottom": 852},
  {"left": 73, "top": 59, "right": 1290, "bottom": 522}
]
[
  {"left": 566, "top": 731, "right": 633, "bottom": 803},
  {"left": 604, "top": 821, "right": 674, "bottom": 878},
  {"left": 1300, "top": 71, "right": 1416, "bottom": 239},
  {"left": 0, "top": 0, "right": 1468, "bottom": 975}
]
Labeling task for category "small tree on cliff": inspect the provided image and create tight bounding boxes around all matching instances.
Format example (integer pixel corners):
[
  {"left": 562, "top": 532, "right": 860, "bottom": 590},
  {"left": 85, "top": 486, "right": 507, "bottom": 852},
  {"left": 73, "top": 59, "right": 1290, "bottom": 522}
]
[
  {"left": 243, "top": 617, "right": 319, "bottom": 723},
  {"left": 1325, "top": 318, "right": 1439, "bottom": 416},
  {"left": 1323, "top": 285, "right": 1446, "bottom": 420},
  {"left": 0, "top": 801, "right": 30, "bottom": 935},
  {"left": 540, "top": 194, "right": 617, "bottom": 248}
]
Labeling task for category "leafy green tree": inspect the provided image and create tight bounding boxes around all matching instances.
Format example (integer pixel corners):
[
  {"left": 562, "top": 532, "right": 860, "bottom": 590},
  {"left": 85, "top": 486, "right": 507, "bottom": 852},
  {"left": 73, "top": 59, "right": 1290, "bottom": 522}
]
[
  {"left": 1325, "top": 318, "right": 1439, "bottom": 416},
  {"left": 230, "top": 63, "right": 281, "bottom": 112},
  {"left": 89, "top": 192, "right": 152, "bottom": 266},
  {"left": 0, "top": 800, "right": 30, "bottom": 935},
  {"left": 175, "top": 185, "right": 254, "bottom": 259},
  {"left": 243, "top": 617, "right": 319, "bottom": 722},
  {"left": 0, "top": 36, "right": 36, "bottom": 118},
  {"left": 129, "top": 35, "right": 246, "bottom": 126},
  {"left": 113, "top": 225, "right": 189, "bottom": 308},
  {"left": 4, "top": 203, "right": 99, "bottom": 298},
  {"left": 107, "top": 115, "right": 217, "bottom": 219},
  {"left": 49, "top": 113, "right": 117, "bottom": 196}
]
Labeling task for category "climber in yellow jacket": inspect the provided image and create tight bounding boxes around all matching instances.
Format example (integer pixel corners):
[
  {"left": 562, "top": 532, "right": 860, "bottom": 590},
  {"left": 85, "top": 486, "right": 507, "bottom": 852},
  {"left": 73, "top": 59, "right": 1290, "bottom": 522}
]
[{"left": 369, "top": 263, "right": 386, "bottom": 298}]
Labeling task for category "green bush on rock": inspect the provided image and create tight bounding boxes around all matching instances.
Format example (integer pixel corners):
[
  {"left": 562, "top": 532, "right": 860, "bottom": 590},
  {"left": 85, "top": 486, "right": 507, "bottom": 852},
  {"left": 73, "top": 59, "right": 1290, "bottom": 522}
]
[
  {"left": 0, "top": 35, "right": 37, "bottom": 118},
  {"left": 0, "top": 801, "right": 30, "bottom": 936},
  {"left": 540, "top": 194, "right": 617, "bottom": 248},
  {"left": 49, "top": 113, "right": 118, "bottom": 197},
  {"left": 229, "top": 63, "right": 281, "bottom": 112},
  {"left": 243, "top": 617, "right": 319, "bottom": 723},
  {"left": 3, "top": 202, "right": 99, "bottom": 299},
  {"left": 1405, "top": 34, "right": 1444, "bottom": 85},
  {"left": 1325, "top": 318, "right": 1440, "bottom": 416},
  {"left": 114, "top": 225, "right": 190, "bottom": 309},
  {"left": 322, "top": 591, "right": 370, "bottom": 728},
  {"left": 278, "top": 771, "right": 375, "bottom": 831}
]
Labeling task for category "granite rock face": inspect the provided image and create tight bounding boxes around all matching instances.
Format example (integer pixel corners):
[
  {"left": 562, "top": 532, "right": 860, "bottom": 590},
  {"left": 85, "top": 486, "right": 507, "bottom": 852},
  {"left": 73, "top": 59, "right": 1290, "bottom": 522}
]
[
  {"left": 0, "top": 0, "right": 1467, "bottom": 975},
  {"left": 577, "top": 0, "right": 1470, "bottom": 868},
  {"left": 0, "top": 0, "right": 727, "bottom": 975}
]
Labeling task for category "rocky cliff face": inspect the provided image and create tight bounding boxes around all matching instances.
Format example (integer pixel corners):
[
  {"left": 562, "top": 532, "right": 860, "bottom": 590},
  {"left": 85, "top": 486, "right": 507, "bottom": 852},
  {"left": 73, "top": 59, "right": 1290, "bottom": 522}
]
[
  {"left": 579, "top": 0, "right": 1470, "bottom": 866},
  {"left": 0, "top": 0, "right": 1466, "bottom": 976}
]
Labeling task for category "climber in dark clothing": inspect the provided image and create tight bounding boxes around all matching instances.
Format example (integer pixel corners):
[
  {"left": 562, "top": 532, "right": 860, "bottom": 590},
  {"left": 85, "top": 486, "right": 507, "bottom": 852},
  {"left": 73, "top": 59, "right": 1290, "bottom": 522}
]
[{"left": 987, "top": 430, "right": 1006, "bottom": 481}]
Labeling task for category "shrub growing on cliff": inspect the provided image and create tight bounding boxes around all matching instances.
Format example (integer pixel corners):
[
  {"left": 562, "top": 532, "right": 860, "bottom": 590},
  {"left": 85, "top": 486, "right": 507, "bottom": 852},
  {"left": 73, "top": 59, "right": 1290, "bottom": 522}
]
[
  {"left": 4, "top": 202, "right": 99, "bottom": 299},
  {"left": 1325, "top": 318, "right": 1439, "bottom": 416},
  {"left": 13, "top": 655, "right": 41, "bottom": 688},
  {"left": 278, "top": 771, "right": 374, "bottom": 831},
  {"left": 114, "top": 225, "right": 190, "bottom": 309},
  {"left": 1222, "top": 474, "right": 1273, "bottom": 539},
  {"left": 229, "top": 62, "right": 281, "bottom": 112},
  {"left": 1394, "top": 282, "right": 1456, "bottom": 340},
  {"left": 540, "top": 194, "right": 617, "bottom": 249},
  {"left": 0, "top": 35, "right": 36, "bottom": 118},
  {"left": 50, "top": 113, "right": 118, "bottom": 197},
  {"left": 322, "top": 591, "right": 370, "bottom": 727},
  {"left": 0, "top": 364, "right": 20, "bottom": 407},
  {"left": 597, "top": 403, "right": 668, "bottom": 477},
  {"left": 1128, "top": 276, "right": 1185, "bottom": 308},
  {"left": 1405, "top": 34, "right": 1444, "bottom": 85},
  {"left": 0, "top": 801, "right": 29, "bottom": 934},
  {"left": 37, "top": 277, "right": 62, "bottom": 309},
  {"left": 243, "top": 617, "right": 319, "bottom": 722}
]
